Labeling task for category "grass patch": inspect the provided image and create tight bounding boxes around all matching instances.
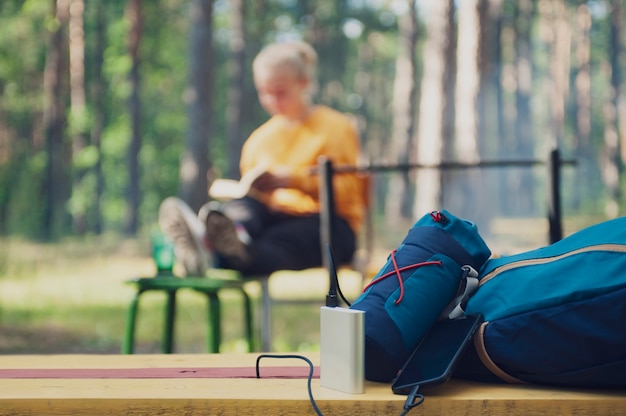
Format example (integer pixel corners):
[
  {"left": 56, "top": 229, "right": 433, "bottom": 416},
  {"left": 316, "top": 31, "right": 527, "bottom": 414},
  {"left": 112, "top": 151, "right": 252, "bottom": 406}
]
[{"left": 0, "top": 235, "right": 336, "bottom": 354}]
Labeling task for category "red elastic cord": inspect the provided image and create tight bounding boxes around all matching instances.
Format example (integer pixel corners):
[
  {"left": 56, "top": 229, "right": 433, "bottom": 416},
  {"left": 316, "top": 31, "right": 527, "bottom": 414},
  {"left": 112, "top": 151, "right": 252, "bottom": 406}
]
[
  {"left": 362, "top": 249, "right": 442, "bottom": 305},
  {"left": 430, "top": 211, "right": 443, "bottom": 222}
]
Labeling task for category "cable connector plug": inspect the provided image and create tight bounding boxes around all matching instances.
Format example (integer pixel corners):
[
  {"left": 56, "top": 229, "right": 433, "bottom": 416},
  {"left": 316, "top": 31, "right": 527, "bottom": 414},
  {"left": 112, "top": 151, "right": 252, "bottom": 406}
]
[{"left": 325, "top": 293, "right": 339, "bottom": 307}]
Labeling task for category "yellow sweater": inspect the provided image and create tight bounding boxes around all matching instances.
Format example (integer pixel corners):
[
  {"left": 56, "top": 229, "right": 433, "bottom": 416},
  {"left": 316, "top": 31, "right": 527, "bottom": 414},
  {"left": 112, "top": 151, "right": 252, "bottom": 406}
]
[{"left": 240, "top": 105, "right": 365, "bottom": 234}]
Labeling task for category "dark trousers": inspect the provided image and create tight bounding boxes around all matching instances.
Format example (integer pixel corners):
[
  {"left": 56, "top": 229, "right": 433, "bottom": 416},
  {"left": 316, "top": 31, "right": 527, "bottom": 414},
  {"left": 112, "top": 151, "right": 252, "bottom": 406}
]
[{"left": 220, "top": 197, "right": 356, "bottom": 275}]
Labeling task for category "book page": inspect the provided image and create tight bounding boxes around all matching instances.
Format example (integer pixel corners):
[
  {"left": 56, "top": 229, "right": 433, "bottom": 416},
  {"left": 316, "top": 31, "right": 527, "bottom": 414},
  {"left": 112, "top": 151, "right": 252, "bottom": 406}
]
[{"left": 208, "top": 164, "right": 267, "bottom": 200}]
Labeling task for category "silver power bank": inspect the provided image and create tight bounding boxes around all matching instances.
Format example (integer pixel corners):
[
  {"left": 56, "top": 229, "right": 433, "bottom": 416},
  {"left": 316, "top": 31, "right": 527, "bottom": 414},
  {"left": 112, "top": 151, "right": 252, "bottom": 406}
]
[{"left": 319, "top": 306, "right": 365, "bottom": 394}]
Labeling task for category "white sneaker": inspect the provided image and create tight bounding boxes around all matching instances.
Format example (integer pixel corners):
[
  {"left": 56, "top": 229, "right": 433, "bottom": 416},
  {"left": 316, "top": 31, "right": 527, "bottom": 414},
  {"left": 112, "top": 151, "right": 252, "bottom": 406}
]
[{"left": 158, "top": 197, "right": 213, "bottom": 276}]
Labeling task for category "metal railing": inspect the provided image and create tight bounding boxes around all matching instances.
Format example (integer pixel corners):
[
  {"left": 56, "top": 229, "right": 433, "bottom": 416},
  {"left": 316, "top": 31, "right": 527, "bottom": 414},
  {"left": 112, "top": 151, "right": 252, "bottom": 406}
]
[{"left": 318, "top": 148, "right": 576, "bottom": 273}]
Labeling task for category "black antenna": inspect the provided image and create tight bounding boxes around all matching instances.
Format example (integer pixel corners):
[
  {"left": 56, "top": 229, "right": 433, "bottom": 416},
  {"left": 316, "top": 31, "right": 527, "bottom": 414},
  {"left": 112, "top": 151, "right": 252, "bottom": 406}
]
[
  {"left": 319, "top": 156, "right": 352, "bottom": 307},
  {"left": 319, "top": 156, "right": 339, "bottom": 307},
  {"left": 325, "top": 243, "right": 339, "bottom": 307}
]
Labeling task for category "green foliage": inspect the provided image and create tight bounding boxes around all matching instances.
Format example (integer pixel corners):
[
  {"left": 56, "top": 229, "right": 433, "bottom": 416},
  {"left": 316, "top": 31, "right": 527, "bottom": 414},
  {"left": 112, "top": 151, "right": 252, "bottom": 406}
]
[
  {"left": 4, "top": 151, "right": 47, "bottom": 238},
  {"left": 0, "top": 1, "right": 624, "bottom": 238},
  {"left": 0, "top": 1, "right": 48, "bottom": 146},
  {"left": 0, "top": 237, "right": 322, "bottom": 353}
]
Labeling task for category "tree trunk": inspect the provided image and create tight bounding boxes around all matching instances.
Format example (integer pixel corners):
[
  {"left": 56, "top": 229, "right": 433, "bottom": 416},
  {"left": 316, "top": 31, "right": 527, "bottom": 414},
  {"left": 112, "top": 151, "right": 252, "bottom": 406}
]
[
  {"left": 451, "top": 0, "right": 488, "bottom": 220},
  {"left": 124, "top": 0, "right": 143, "bottom": 235},
  {"left": 69, "top": 0, "right": 87, "bottom": 234},
  {"left": 618, "top": 0, "right": 626, "bottom": 173},
  {"left": 241, "top": 0, "right": 269, "bottom": 143},
  {"left": 42, "top": 0, "right": 71, "bottom": 240},
  {"left": 180, "top": 0, "right": 213, "bottom": 212},
  {"left": 91, "top": 0, "right": 107, "bottom": 234},
  {"left": 601, "top": 0, "right": 624, "bottom": 218},
  {"left": 413, "top": 0, "right": 455, "bottom": 218},
  {"left": 475, "top": 0, "right": 504, "bottom": 225},
  {"left": 512, "top": 0, "right": 535, "bottom": 215},
  {"left": 573, "top": 4, "right": 592, "bottom": 211},
  {"left": 455, "top": 0, "right": 482, "bottom": 163},
  {"left": 385, "top": 0, "right": 418, "bottom": 225},
  {"left": 301, "top": 0, "right": 348, "bottom": 110},
  {"left": 226, "top": 0, "right": 246, "bottom": 180},
  {"left": 547, "top": 0, "right": 570, "bottom": 150}
]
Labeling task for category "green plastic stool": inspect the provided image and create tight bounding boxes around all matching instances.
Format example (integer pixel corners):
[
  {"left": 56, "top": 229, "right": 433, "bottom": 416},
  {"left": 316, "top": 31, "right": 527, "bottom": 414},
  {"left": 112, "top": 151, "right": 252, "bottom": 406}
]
[{"left": 122, "top": 270, "right": 255, "bottom": 354}]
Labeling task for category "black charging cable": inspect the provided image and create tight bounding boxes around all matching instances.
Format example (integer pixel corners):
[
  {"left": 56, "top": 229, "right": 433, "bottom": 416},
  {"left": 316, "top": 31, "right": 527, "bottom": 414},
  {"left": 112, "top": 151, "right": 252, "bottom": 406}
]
[
  {"left": 256, "top": 353, "right": 324, "bottom": 416},
  {"left": 255, "top": 353, "right": 425, "bottom": 416},
  {"left": 399, "top": 384, "right": 425, "bottom": 415}
]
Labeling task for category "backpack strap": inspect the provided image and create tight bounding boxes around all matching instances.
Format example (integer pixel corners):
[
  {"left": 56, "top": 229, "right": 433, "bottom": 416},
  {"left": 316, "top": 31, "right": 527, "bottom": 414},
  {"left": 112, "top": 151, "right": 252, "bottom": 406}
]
[
  {"left": 473, "top": 322, "right": 526, "bottom": 384},
  {"left": 439, "top": 265, "right": 479, "bottom": 320}
]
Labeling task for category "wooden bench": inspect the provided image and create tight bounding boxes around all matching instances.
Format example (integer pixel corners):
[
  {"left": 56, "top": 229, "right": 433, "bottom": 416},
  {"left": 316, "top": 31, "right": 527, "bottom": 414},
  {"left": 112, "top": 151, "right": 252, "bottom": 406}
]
[{"left": 1, "top": 352, "right": 623, "bottom": 415}]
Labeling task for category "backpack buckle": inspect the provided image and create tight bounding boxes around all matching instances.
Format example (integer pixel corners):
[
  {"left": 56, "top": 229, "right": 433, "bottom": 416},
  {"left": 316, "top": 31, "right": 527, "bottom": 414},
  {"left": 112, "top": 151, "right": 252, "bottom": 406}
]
[{"left": 439, "top": 265, "right": 479, "bottom": 320}]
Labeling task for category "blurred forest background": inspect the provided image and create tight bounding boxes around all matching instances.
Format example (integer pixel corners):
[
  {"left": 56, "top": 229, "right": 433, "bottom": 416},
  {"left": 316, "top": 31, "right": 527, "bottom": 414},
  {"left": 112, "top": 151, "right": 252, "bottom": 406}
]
[
  {"left": 1, "top": 0, "right": 625, "bottom": 243},
  {"left": 1, "top": 0, "right": 626, "bottom": 354}
]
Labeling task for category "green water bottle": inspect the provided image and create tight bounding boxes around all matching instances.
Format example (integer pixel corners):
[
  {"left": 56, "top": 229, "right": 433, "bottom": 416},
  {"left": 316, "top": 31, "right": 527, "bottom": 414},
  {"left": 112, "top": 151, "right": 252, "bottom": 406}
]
[{"left": 151, "top": 230, "right": 175, "bottom": 275}]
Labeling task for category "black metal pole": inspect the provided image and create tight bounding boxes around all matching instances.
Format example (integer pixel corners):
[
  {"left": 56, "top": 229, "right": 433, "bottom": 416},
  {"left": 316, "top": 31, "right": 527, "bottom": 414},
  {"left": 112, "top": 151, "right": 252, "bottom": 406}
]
[{"left": 547, "top": 148, "right": 563, "bottom": 243}]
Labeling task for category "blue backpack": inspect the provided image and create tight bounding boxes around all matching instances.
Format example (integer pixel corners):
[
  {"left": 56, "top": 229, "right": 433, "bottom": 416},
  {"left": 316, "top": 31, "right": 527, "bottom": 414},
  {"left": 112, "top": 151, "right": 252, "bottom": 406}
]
[
  {"left": 350, "top": 210, "right": 491, "bottom": 382},
  {"left": 459, "top": 216, "right": 626, "bottom": 388}
]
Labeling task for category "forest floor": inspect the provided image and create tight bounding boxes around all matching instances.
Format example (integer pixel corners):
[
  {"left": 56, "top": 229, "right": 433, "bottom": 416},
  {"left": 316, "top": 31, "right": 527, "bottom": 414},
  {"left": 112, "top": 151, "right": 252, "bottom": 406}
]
[{"left": 0, "top": 234, "right": 364, "bottom": 355}]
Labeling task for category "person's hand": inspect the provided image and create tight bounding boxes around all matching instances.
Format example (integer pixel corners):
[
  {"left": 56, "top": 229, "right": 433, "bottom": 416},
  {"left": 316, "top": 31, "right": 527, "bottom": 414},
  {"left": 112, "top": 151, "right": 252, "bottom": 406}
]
[{"left": 250, "top": 169, "right": 290, "bottom": 192}]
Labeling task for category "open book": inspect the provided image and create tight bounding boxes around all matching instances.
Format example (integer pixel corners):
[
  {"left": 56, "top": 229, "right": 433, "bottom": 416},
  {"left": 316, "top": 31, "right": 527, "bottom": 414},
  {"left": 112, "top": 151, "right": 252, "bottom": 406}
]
[{"left": 208, "top": 165, "right": 267, "bottom": 200}]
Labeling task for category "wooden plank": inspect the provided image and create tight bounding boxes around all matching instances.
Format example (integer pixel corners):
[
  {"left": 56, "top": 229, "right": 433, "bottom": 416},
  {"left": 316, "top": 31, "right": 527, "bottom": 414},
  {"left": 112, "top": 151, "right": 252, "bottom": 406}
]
[{"left": 0, "top": 353, "right": 624, "bottom": 416}]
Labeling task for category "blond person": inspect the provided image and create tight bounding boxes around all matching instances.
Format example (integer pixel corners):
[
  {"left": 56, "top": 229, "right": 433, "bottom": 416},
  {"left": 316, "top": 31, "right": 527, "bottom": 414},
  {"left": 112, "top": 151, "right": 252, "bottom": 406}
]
[{"left": 160, "top": 41, "right": 365, "bottom": 276}]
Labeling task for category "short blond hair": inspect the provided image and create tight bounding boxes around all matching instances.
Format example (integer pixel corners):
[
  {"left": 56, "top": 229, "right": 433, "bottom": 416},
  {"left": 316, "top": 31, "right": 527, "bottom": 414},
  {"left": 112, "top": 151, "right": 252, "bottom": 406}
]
[{"left": 253, "top": 41, "right": 319, "bottom": 96}]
